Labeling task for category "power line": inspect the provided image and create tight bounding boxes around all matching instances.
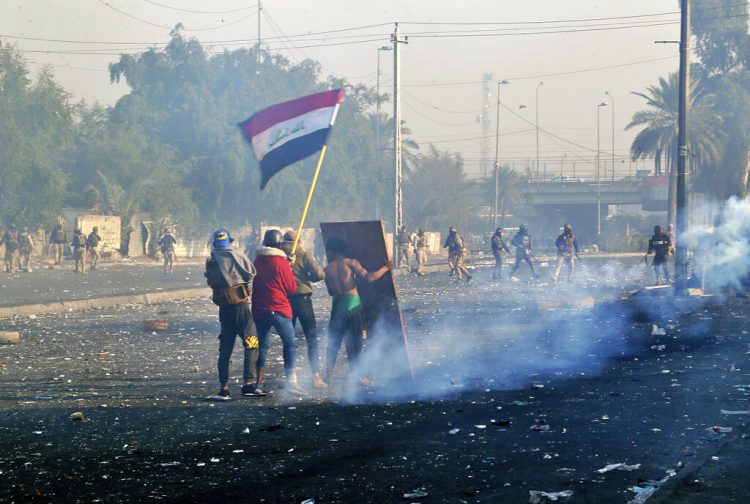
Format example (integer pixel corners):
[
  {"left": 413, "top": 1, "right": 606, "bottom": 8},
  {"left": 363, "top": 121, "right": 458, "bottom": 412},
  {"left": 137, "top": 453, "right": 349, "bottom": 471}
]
[
  {"left": 142, "top": 0, "right": 256, "bottom": 14},
  {"left": 404, "top": 56, "right": 678, "bottom": 88}
]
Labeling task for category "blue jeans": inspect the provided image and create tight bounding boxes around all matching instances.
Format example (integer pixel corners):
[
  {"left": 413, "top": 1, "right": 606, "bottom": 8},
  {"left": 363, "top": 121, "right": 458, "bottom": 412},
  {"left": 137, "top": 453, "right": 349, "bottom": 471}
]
[
  {"left": 217, "top": 302, "right": 257, "bottom": 386},
  {"left": 255, "top": 312, "right": 297, "bottom": 377}
]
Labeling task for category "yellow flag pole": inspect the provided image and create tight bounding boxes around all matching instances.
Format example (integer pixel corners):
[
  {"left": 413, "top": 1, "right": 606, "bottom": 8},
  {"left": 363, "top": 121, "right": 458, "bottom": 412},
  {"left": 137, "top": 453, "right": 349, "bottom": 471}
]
[{"left": 291, "top": 144, "right": 328, "bottom": 255}]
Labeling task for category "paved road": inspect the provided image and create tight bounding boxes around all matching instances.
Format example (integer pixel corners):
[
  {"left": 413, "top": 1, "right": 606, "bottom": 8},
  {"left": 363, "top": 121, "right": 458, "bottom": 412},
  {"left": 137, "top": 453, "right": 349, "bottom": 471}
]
[
  {"left": 0, "top": 261, "right": 205, "bottom": 307},
  {"left": 1, "top": 261, "right": 747, "bottom": 503}
]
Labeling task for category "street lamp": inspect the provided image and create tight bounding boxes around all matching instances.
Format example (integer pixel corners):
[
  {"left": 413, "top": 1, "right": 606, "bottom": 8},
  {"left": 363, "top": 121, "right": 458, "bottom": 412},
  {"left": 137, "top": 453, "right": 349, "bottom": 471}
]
[
  {"left": 596, "top": 102, "right": 608, "bottom": 237},
  {"left": 494, "top": 80, "right": 510, "bottom": 229},
  {"left": 605, "top": 91, "right": 615, "bottom": 181},
  {"left": 535, "top": 81, "right": 543, "bottom": 183}
]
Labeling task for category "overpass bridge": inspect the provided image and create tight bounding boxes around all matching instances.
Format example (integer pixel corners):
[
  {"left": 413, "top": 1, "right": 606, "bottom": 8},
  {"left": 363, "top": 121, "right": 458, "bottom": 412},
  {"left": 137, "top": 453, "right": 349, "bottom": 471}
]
[{"left": 470, "top": 176, "right": 668, "bottom": 245}]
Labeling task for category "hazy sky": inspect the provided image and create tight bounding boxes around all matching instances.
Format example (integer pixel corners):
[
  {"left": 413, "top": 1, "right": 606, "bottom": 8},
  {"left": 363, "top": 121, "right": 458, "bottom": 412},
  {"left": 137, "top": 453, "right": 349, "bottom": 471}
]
[{"left": 1, "top": 0, "right": 691, "bottom": 178}]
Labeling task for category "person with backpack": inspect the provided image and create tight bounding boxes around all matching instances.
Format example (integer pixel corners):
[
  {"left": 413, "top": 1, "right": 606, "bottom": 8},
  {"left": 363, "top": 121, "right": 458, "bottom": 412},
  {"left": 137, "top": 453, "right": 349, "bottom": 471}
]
[
  {"left": 71, "top": 228, "right": 87, "bottom": 275},
  {"left": 509, "top": 224, "right": 539, "bottom": 279},
  {"left": 158, "top": 229, "right": 177, "bottom": 274},
  {"left": 50, "top": 223, "right": 67, "bottom": 265},
  {"left": 1, "top": 224, "right": 20, "bottom": 273},
  {"left": 86, "top": 226, "right": 102, "bottom": 271},
  {"left": 204, "top": 229, "right": 258, "bottom": 401},
  {"left": 552, "top": 223, "right": 579, "bottom": 284}
]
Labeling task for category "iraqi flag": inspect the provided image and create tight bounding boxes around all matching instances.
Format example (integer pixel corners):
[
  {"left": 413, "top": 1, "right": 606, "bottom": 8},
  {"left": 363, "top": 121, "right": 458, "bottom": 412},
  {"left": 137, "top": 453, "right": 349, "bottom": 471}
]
[{"left": 239, "top": 88, "right": 344, "bottom": 189}]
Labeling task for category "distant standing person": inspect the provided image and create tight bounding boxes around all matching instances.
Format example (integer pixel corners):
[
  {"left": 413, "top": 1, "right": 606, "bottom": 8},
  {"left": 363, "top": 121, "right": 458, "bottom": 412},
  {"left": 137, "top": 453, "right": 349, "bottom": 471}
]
[
  {"left": 443, "top": 226, "right": 460, "bottom": 276},
  {"left": 453, "top": 233, "right": 472, "bottom": 282},
  {"left": 159, "top": 229, "right": 177, "bottom": 274},
  {"left": 280, "top": 230, "right": 328, "bottom": 389},
  {"left": 1, "top": 224, "right": 20, "bottom": 273},
  {"left": 397, "top": 226, "right": 412, "bottom": 271},
  {"left": 50, "top": 223, "right": 67, "bottom": 265},
  {"left": 18, "top": 227, "right": 35, "bottom": 273},
  {"left": 87, "top": 226, "right": 102, "bottom": 271},
  {"left": 323, "top": 238, "right": 392, "bottom": 385},
  {"left": 415, "top": 228, "right": 428, "bottom": 276},
  {"left": 250, "top": 230, "right": 302, "bottom": 396},
  {"left": 646, "top": 225, "right": 671, "bottom": 285},
  {"left": 509, "top": 224, "right": 539, "bottom": 279},
  {"left": 204, "top": 228, "right": 258, "bottom": 401},
  {"left": 491, "top": 227, "right": 511, "bottom": 280},
  {"left": 552, "top": 223, "right": 579, "bottom": 283},
  {"left": 71, "top": 228, "right": 87, "bottom": 275}
]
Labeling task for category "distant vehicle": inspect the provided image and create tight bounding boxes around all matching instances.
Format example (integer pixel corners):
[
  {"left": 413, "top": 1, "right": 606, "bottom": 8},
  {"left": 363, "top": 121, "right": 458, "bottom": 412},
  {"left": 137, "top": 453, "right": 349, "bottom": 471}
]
[{"left": 549, "top": 175, "right": 584, "bottom": 182}]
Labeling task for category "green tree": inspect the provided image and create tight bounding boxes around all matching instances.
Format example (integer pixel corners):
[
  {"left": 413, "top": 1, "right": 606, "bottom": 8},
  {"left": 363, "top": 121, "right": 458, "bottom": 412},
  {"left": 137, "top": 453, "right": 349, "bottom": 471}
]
[
  {"left": 626, "top": 72, "right": 724, "bottom": 222},
  {"left": 404, "top": 145, "right": 468, "bottom": 231},
  {"left": 0, "top": 46, "right": 74, "bottom": 229}
]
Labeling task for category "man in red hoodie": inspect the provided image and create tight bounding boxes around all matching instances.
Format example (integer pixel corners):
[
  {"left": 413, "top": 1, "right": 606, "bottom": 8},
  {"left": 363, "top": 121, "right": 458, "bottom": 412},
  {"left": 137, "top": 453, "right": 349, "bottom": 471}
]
[{"left": 250, "top": 229, "right": 301, "bottom": 395}]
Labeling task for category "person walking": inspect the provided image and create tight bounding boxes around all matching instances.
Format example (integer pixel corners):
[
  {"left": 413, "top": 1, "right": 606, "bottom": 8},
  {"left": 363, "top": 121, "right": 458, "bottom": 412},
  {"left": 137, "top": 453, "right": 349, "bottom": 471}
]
[
  {"left": 1, "top": 224, "right": 20, "bottom": 273},
  {"left": 415, "top": 228, "right": 428, "bottom": 276},
  {"left": 453, "top": 234, "right": 472, "bottom": 282},
  {"left": 71, "top": 228, "right": 87, "bottom": 275},
  {"left": 397, "top": 226, "right": 413, "bottom": 271},
  {"left": 491, "top": 227, "right": 510, "bottom": 280},
  {"left": 50, "top": 223, "right": 67, "bottom": 265},
  {"left": 86, "top": 226, "right": 102, "bottom": 271},
  {"left": 552, "top": 223, "right": 579, "bottom": 283},
  {"left": 443, "top": 226, "right": 460, "bottom": 276},
  {"left": 646, "top": 225, "right": 672, "bottom": 285},
  {"left": 204, "top": 229, "right": 258, "bottom": 401},
  {"left": 280, "top": 229, "right": 328, "bottom": 389},
  {"left": 509, "top": 224, "right": 539, "bottom": 279},
  {"left": 159, "top": 229, "right": 177, "bottom": 274},
  {"left": 322, "top": 238, "right": 392, "bottom": 385},
  {"left": 18, "top": 227, "right": 35, "bottom": 273},
  {"left": 250, "top": 229, "right": 302, "bottom": 396}
]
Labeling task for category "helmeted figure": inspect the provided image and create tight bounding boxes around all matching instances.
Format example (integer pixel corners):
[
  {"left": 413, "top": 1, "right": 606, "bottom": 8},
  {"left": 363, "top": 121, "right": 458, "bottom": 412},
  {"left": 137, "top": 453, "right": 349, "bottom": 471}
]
[
  {"left": 86, "top": 226, "right": 102, "bottom": 271},
  {"left": 159, "top": 229, "right": 177, "bottom": 274},
  {"left": 443, "top": 226, "right": 460, "bottom": 276},
  {"left": 415, "top": 228, "right": 428, "bottom": 276},
  {"left": 71, "top": 228, "right": 87, "bottom": 275},
  {"left": 397, "top": 226, "right": 413, "bottom": 270},
  {"left": 509, "top": 224, "right": 538, "bottom": 278},
  {"left": 552, "top": 223, "right": 579, "bottom": 283},
  {"left": 646, "top": 225, "right": 672, "bottom": 285},
  {"left": 18, "top": 227, "right": 35, "bottom": 273},
  {"left": 491, "top": 227, "right": 510, "bottom": 280},
  {"left": 50, "top": 223, "right": 67, "bottom": 265},
  {"left": 1, "top": 224, "right": 20, "bottom": 273}
]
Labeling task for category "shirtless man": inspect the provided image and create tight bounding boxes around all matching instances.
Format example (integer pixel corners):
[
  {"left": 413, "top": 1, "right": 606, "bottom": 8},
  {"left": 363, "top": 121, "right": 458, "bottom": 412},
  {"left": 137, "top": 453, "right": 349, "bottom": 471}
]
[{"left": 323, "top": 238, "right": 392, "bottom": 384}]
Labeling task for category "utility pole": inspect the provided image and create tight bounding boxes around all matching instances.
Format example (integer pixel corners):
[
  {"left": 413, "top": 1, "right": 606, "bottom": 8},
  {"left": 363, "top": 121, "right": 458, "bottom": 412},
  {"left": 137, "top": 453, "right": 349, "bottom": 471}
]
[
  {"left": 494, "top": 80, "right": 509, "bottom": 229},
  {"left": 597, "top": 102, "right": 608, "bottom": 237},
  {"left": 481, "top": 74, "right": 493, "bottom": 177},
  {"left": 257, "top": 0, "right": 262, "bottom": 66},
  {"left": 392, "top": 23, "right": 407, "bottom": 265},
  {"left": 376, "top": 46, "right": 392, "bottom": 183},
  {"left": 605, "top": 91, "right": 615, "bottom": 181},
  {"left": 535, "top": 81, "right": 543, "bottom": 183},
  {"left": 675, "top": 0, "right": 691, "bottom": 295}
]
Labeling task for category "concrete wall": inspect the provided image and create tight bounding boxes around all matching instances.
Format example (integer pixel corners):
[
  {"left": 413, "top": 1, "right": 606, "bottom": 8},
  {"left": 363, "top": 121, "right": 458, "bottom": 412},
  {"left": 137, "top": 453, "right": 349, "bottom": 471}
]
[{"left": 74, "top": 215, "right": 121, "bottom": 251}]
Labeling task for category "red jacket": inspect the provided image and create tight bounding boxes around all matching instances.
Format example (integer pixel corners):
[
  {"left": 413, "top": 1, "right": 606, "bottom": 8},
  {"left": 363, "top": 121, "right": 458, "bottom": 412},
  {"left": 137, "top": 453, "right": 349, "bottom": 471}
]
[{"left": 252, "top": 246, "right": 297, "bottom": 319}]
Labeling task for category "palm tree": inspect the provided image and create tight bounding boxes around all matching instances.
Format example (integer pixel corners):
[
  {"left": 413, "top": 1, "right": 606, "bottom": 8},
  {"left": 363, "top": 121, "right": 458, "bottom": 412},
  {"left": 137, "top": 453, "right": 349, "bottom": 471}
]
[
  {"left": 495, "top": 166, "right": 525, "bottom": 229},
  {"left": 368, "top": 112, "right": 420, "bottom": 178},
  {"left": 626, "top": 72, "right": 724, "bottom": 223}
]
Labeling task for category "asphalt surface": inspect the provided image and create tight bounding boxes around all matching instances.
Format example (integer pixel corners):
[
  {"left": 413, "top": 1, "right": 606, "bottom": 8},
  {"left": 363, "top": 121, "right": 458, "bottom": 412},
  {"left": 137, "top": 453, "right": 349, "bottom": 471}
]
[
  {"left": 0, "top": 261, "right": 205, "bottom": 307},
  {"left": 0, "top": 259, "right": 748, "bottom": 503}
]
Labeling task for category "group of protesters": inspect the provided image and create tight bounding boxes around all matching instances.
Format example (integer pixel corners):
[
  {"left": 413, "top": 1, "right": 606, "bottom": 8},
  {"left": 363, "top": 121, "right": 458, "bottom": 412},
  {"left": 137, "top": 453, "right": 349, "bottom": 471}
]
[{"left": 204, "top": 227, "right": 391, "bottom": 401}]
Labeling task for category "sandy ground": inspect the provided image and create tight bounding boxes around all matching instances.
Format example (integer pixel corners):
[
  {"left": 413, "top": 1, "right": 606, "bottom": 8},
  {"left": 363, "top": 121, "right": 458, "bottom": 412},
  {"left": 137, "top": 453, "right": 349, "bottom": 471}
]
[{"left": 0, "top": 259, "right": 748, "bottom": 503}]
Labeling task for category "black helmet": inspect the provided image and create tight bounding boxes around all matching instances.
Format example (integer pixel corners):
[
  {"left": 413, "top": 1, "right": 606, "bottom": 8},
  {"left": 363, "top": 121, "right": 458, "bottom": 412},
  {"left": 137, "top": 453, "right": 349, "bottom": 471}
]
[
  {"left": 495, "top": 227, "right": 502, "bottom": 234},
  {"left": 654, "top": 225, "right": 661, "bottom": 235},
  {"left": 520, "top": 224, "right": 528, "bottom": 232},
  {"left": 263, "top": 229, "right": 283, "bottom": 248},
  {"left": 449, "top": 226, "right": 457, "bottom": 233}
]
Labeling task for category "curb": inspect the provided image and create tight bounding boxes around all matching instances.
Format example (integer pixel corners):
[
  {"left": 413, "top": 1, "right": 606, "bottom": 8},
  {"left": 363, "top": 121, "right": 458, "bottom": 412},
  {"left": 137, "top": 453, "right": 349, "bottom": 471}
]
[{"left": 0, "top": 288, "right": 210, "bottom": 319}]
